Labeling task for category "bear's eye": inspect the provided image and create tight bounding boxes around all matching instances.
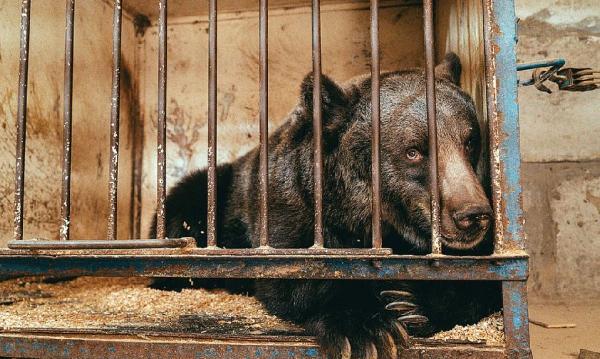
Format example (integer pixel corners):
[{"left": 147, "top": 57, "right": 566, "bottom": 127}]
[
  {"left": 406, "top": 148, "right": 422, "bottom": 162},
  {"left": 465, "top": 138, "right": 475, "bottom": 154}
]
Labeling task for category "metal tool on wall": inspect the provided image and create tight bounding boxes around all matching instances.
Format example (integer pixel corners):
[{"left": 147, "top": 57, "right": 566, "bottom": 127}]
[{"left": 518, "top": 58, "right": 600, "bottom": 93}]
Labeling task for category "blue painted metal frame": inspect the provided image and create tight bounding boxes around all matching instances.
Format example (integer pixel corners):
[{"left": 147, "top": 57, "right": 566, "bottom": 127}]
[
  {"left": 0, "top": 252, "right": 528, "bottom": 281},
  {"left": 485, "top": 0, "right": 526, "bottom": 253},
  {"left": 484, "top": 0, "right": 531, "bottom": 358}
]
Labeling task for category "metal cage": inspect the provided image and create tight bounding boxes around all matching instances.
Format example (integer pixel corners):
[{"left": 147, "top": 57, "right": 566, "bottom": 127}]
[{"left": 0, "top": 0, "right": 530, "bottom": 357}]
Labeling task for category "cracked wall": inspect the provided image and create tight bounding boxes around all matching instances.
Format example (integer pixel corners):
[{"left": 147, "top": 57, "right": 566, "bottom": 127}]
[{"left": 516, "top": 0, "right": 600, "bottom": 301}]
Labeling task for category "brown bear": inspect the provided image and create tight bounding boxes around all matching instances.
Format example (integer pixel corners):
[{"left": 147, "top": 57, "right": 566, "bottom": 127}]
[{"left": 151, "top": 53, "right": 500, "bottom": 359}]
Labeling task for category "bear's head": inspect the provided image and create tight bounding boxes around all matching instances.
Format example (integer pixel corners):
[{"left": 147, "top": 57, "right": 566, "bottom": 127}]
[{"left": 300, "top": 53, "right": 492, "bottom": 252}]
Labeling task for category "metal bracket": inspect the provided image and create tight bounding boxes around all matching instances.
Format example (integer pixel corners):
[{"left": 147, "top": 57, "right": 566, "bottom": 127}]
[{"left": 517, "top": 58, "right": 599, "bottom": 93}]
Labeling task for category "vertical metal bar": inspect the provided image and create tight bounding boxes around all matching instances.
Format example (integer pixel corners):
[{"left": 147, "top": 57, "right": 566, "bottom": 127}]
[
  {"left": 207, "top": 0, "right": 218, "bottom": 248},
  {"left": 14, "top": 0, "right": 32, "bottom": 242},
  {"left": 258, "top": 0, "right": 269, "bottom": 248},
  {"left": 107, "top": 0, "right": 122, "bottom": 240},
  {"left": 483, "top": 1, "right": 502, "bottom": 254},
  {"left": 502, "top": 281, "right": 532, "bottom": 358},
  {"left": 370, "top": 0, "right": 382, "bottom": 249},
  {"left": 156, "top": 0, "right": 168, "bottom": 239},
  {"left": 483, "top": 0, "right": 525, "bottom": 253},
  {"left": 60, "top": 0, "right": 75, "bottom": 241},
  {"left": 311, "top": 0, "right": 324, "bottom": 249},
  {"left": 423, "top": 0, "right": 442, "bottom": 254},
  {"left": 130, "top": 35, "right": 145, "bottom": 240}
]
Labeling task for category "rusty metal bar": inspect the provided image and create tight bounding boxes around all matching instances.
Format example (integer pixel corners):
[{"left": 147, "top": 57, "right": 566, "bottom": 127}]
[
  {"left": 0, "top": 332, "right": 508, "bottom": 359},
  {"left": 258, "top": 0, "right": 270, "bottom": 248},
  {"left": 5, "top": 246, "right": 391, "bottom": 256},
  {"left": 311, "top": 0, "right": 324, "bottom": 248},
  {"left": 207, "top": 0, "right": 218, "bottom": 248},
  {"left": 423, "top": 0, "right": 442, "bottom": 254},
  {"left": 7, "top": 238, "right": 195, "bottom": 250},
  {"left": 156, "top": 0, "right": 168, "bottom": 239},
  {"left": 130, "top": 30, "right": 146, "bottom": 240},
  {"left": 107, "top": 0, "right": 122, "bottom": 241},
  {"left": 60, "top": 0, "right": 75, "bottom": 241},
  {"left": 370, "top": 0, "right": 382, "bottom": 249},
  {"left": 483, "top": 0, "right": 502, "bottom": 254},
  {"left": 13, "top": 0, "right": 31, "bottom": 242},
  {"left": 502, "top": 281, "right": 532, "bottom": 358},
  {"left": 0, "top": 251, "right": 528, "bottom": 281},
  {"left": 0, "top": 332, "right": 324, "bottom": 359},
  {"left": 483, "top": 0, "right": 525, "bottom": 254}
]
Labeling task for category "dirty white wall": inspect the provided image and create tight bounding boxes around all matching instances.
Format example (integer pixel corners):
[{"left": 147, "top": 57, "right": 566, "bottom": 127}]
[
  {"left": 0, "top": 0, "right": 137, "bottom": 245},
  {"left": 516, "top": 0, "right": 600, "bottom": 301}
]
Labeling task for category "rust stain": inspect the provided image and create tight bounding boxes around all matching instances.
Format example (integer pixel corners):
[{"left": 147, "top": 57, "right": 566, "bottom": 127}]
[{"left": 585, "top": 189, "right": 600, "bottom": 214}]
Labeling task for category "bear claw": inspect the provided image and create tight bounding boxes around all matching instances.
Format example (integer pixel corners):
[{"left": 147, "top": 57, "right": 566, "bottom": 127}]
[
  {"left": 380, "top": 290, "right": 415, "bottom": 300},
  {"left": 341, "top": 337, "right": 352, "bottom": 359},
  {"left": 397, "top": 314, "right": 429, "bottom": 325},
  {"left": 391, "top": 320, "right": 411, "bottom": 348},
  {"left": 384, "top": 301, "right": 417, "bottom": 312}
]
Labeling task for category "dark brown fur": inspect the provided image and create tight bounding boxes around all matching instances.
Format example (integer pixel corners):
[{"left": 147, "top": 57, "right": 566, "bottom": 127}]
[{"left": 150, "top": 53, "right": 500, "bottom": 358}]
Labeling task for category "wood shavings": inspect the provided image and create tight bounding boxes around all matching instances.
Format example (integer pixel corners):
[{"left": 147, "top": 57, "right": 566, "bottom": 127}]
[
  {"left": 0, "top": 276, "right": 504, "bottom": 346},
  {"left": 431, "top": 312, "right": 505, "bottom": 346},
  {"left": 0, "top": 277, "right": 301, "bottom": 336}
]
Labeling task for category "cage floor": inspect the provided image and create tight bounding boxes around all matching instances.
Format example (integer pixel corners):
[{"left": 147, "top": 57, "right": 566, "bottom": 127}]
[{"left": 0, "top": 276, "right": 503, "bottom": 346}]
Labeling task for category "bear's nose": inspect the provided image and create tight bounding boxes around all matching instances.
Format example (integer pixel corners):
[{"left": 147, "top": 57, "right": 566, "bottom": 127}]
[{"left": 452, "top": 204, "right": 492, "bottom": 232}]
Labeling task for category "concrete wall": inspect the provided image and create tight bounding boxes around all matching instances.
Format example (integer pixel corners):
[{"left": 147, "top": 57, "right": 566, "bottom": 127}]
[
  {"left": 515, "top": 0, "right": 600, "bottom": 301},
  {"left": 0, "top": 0, "right": 137, "bottom": 244}
]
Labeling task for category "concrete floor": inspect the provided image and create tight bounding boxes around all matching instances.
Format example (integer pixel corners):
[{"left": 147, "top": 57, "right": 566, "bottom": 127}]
[{"left": 529, "top": 302, "right": 600, "bottom": 358}]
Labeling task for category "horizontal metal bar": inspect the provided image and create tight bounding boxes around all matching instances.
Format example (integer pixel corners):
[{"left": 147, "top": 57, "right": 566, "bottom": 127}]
[
  {"left": 4, "top": 246, "right": 390, "bottom": 255},
  {"left": 0, "top": 251, "right": 528, "bottom": 280},
  {"left": 7, "top": 238, "right": 195, "bottom": 250},
  {"left": 0, "top": 332, "right": 506, "bottom": 359}
]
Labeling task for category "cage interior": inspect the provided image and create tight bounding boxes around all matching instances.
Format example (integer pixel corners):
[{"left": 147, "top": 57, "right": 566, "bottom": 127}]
[
  {"left": 0, "top": 0, "right": 487, "bottom": 243},
  {"left": 0, "top": 0, "right": 499, "bottom": 347}
]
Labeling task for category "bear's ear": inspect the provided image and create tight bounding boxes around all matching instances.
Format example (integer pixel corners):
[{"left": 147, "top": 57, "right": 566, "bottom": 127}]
[
  {"left": 300, "top": 72, "right": 349, "bottom": 120},
  {"left": 435, "top": 52, "right": 462, "bottom": 85}
]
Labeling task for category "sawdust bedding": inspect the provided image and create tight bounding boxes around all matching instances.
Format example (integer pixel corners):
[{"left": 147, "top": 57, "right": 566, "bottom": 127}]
[
  {"left": 432, "top": 312, "right": 504, "bottom": 346},
  {"left": 0, "top": 276, "right": 503, "bottom": 345}
]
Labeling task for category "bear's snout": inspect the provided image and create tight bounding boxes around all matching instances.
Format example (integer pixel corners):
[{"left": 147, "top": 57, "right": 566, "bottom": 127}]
[
  {"left": 452, "top": 204, "right": 492, "bottom": 233},
  {"left": 438, "top": 148, "right": 492, "bottom": 249}
]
